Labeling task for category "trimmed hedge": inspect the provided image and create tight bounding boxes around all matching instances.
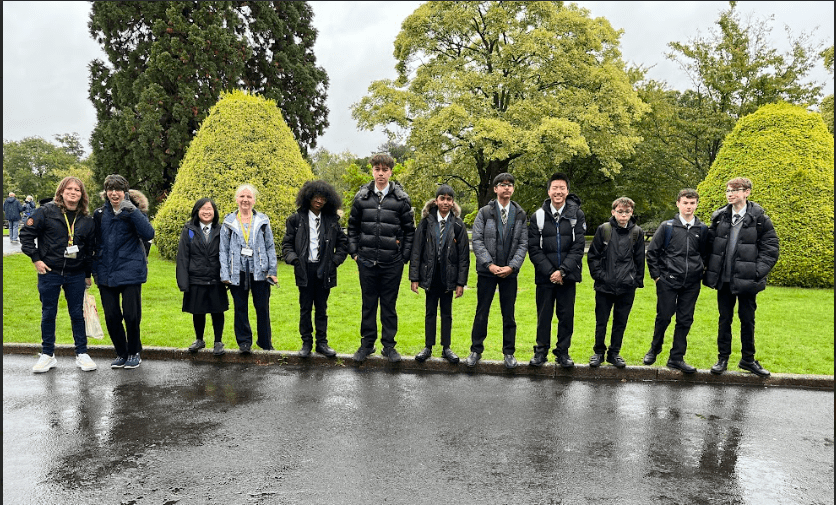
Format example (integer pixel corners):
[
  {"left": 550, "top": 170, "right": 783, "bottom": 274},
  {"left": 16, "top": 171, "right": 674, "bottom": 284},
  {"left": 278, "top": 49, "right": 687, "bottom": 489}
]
[
  {"left": 697, "top": 102, "right": 834, "bottom": 288},
  {"left": 153, "top": 90, "right": 314, "bottom": 260}
]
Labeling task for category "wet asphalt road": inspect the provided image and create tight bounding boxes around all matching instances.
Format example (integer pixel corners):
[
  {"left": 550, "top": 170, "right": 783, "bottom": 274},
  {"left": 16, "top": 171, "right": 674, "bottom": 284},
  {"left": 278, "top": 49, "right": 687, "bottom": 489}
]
[{"left": 3, "top": 354, "right": 834, "bottom": 505}]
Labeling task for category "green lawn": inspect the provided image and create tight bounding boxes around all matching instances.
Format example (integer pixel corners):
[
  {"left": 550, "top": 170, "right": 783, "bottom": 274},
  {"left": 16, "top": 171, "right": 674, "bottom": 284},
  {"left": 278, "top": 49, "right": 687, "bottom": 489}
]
[{"left": 3, "top": 246, "right": 833, "bottom": 375}]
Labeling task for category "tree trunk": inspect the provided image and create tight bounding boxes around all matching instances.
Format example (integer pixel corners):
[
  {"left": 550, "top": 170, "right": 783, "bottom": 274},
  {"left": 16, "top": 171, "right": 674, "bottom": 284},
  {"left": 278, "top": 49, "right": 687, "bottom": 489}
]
[{"left": 475, "top": 156, "right": 512, "bottom": 208}]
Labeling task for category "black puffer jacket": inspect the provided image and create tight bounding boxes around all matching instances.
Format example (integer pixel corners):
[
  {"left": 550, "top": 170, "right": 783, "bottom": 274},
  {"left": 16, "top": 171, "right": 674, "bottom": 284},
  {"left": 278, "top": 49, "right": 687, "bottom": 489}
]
[
  {"left": 347, "top": 180, "right": 415, "bottom": 267},
  {"left": 282, "top": 209, "right": 348, "bottom": 288},
  {"left": 409, "top": 199, "right": 470, "bottom": 291},
  {"left": 646, "top": 214, "right": 709, "bottom": 289},
  {"left": 587, "top": 216, "right": 645, "bottom": 295},
  {"left": 703, "top": 201, "right": 779, "bottom": 295},
  {"left": 175, "top": 221, "right": 223, "bottom": 291},
  {"left": 527, "top": 195, "right": 586, "bottom": 284},
  {"left": 20, "top": 202, "right": 95, "bottom": 276}
]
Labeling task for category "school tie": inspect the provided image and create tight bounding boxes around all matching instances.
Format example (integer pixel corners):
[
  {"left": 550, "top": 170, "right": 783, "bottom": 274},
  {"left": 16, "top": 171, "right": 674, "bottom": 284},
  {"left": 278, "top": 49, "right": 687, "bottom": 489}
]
[
  {"left": 377, "top": 191, "right": 383, "bottom": 204},
  {"left": 500, "top": 207, "right": 507, "bottom": 226},
  {"left": 732, "top": 214, "right": 741, "bottom": 226},
  {"left": 203, "top": 225, "right": 210, "bottom": 243},
  {"left": 315, "top": 217, "right": 321, "bottom": 260},
  {"left": 439, "top": 219, "right": 446, "bottom": 248},
  {"left": 553, "top": 211, "right": 559, "bottom": 221}
]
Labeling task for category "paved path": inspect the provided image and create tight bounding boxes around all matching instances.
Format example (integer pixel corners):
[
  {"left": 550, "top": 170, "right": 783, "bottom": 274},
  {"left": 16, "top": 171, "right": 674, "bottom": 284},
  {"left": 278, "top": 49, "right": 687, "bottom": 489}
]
[{"left": 3, "top": 353, "right": 833, "bottom": 505}]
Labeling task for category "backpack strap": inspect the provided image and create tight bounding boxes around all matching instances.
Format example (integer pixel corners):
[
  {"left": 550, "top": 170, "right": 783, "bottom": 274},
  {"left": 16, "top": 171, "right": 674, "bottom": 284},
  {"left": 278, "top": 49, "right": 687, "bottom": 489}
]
[
  {"left": 534, "top": 208, "right": 545, "bottom": 248},
  {"left": 629, "top": 225, "right": 641, "bottom": 246},
  {"left": 663, "top": 219, "right": 674, "bottom": 249},
  {"left": 601, "top": 222, "right": 613, "bottom": 249}
]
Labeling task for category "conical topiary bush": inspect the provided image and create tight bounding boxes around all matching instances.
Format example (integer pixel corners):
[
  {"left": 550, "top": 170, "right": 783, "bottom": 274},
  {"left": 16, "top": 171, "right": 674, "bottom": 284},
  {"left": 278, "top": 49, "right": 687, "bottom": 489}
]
[
  {"left": 697, "top": 102, "right": 834, "bottom": 288},
  {"left": 154, "top": 89, "right": 315, "bottom": 260}
]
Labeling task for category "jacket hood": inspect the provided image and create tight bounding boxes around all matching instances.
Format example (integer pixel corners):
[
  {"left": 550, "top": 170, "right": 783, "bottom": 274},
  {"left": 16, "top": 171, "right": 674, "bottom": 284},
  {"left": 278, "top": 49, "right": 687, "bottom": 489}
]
[
  {"left": 358, "top": 180, "right": 409, "bottom": 201},
  {"left": 421, "top": 198, "right": 461, "bottom": 219},
  {"left": 99, "top": 189, "right": 150, "bottom": 213},
  {"left": 711, "top": 200, "right": 766, "bottom": 221},
  {"left": 5, "top": 196, "right": 18, "bottom": 203}
]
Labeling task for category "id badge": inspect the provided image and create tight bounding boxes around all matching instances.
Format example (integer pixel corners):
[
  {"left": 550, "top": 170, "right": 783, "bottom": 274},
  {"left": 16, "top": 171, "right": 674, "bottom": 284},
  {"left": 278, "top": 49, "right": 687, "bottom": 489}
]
[
  {"left": 241, "top": 247, "right": 254, "bottom": 257},
  {"left": 64, "top": 245, "right": 79, "bottom": 259}
]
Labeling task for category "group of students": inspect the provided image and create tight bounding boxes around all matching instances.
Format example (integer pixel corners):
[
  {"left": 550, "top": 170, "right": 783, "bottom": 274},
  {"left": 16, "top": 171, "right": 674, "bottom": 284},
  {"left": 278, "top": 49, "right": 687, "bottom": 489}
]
[{"left": 22, "top": 154, "right": 780, "bottom": 378}]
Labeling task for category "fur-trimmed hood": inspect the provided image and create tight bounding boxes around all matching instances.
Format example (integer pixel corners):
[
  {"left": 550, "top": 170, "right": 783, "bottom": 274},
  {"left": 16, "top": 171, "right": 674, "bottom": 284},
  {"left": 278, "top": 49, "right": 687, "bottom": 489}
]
[
  {"left": 421, "top": 198, "right": 461, "bottom": 219},
  {"left": 99, "top": 189, "right": 149, "bottom": 213}
]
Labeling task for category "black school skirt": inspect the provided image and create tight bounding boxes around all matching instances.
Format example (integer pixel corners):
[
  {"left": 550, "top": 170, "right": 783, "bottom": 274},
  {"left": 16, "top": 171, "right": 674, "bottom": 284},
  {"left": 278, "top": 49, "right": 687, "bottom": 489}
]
[{"left": 182, "top": 283, "right": 229, "bottom": 314}]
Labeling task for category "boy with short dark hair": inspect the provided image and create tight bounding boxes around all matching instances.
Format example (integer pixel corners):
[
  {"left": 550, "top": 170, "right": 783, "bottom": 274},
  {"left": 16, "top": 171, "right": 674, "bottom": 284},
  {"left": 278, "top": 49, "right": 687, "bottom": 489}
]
[
  {"left": 409, "top": 185, "right": 469, "bottom": 364},
  {"left": 586, "top": 196, "right": 645, "bottom": 368}
]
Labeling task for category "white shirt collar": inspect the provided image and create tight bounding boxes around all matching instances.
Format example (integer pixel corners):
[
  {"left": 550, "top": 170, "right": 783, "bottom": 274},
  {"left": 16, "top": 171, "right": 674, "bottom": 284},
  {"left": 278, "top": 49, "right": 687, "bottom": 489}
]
[
  {"left": 375, "top": 184, "right": 389, "bottom": 198},
  {"left": 437, "top": 210, "right": 449, "bottom": 221},
  {"left": 679, "top": 215, "right": 696, "bottom": 227},
  {"left": 550, "top": 203, "right": 565, "bottom": 217},
  {"left": 497, "top": 201, "right": 510, "bottom": 213}
]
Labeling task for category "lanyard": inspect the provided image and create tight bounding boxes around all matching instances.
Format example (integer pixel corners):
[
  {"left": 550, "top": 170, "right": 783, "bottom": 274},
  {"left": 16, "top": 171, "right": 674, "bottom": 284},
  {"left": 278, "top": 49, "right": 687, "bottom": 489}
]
[
  {"left": 63, "top": 211, "right": 77, "bottom": 245},
  {"left": 237, "top": 212, "right": 252, "bottom": 246}
]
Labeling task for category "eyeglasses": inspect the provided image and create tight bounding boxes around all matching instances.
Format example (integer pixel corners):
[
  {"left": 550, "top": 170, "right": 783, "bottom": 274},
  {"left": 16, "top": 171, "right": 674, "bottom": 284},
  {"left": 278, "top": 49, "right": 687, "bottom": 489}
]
[
  {"left": 496, "top": 183, "right": 514, "bottom": 188},
  {"left": 725, "top": 188, "right": 745, "bottom": 194},
  {"left": 614, "top": 210, "right": 632, "bottom": 215}
]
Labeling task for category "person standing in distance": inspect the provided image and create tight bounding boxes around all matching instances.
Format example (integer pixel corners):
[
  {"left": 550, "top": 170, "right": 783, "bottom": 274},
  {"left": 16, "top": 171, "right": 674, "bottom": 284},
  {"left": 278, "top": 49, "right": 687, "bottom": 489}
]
[
  {"left": 527, "top": 172, "right": 586, "bottom": 369},
  {"left": 703, "top": 177, "right": 779, "bottom": 377},
  {"left": 467, "top": 173, "right": 528, "bottom": 369},
  {"left": 644, "top": 188, "right": 709, "bottom": 374},
  {"left": 282, "top": 180, "right": 348, "bottom": 359},
  {"left": 4, "top": 192, "right": 24, "bottom": 243},
  {"left": 348, "top": 154, "right": 416, "bottom": 363}
]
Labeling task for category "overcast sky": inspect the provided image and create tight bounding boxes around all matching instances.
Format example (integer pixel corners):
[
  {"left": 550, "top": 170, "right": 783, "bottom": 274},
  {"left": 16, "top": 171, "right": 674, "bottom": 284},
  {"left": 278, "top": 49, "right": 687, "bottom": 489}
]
[{"left": 3, "top": 1, "right": 833, "bottom": 158}]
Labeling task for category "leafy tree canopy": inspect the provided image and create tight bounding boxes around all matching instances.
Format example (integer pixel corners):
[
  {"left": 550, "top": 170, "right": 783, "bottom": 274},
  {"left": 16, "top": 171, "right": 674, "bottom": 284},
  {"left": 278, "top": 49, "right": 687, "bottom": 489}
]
[
  {"left": 3, "top": 134, "right": 93, "bottom": 202},
  {"left": 88, "top": 1, "right": 328, "bottom": 214},
  {"left": 351, "top": 1, "right": 647, "bottom": 208},
  {"left": 696, "top": 102, "right": 834, "bottom": 288},
  {"left": 153, "top": 90, "right": 315, "bottom": 260}
]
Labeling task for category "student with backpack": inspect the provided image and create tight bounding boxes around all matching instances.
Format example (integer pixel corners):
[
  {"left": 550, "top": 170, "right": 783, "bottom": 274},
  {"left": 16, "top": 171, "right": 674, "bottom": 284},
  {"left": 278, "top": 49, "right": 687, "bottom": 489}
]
[
  {"left": 409, "top": 185, "right": 470, "bottom": 364},
  {"left": 586, "top": 197, "right": 645, "bottom": 368},
  {"left": 644, "top": 188, "right": 709, "bottom": 374},
  {"left": 527, "top": 172, "right": 586, "bottom": 369},
  {"left": 176, "top": 198, "right": 229, "bottom": 356}
]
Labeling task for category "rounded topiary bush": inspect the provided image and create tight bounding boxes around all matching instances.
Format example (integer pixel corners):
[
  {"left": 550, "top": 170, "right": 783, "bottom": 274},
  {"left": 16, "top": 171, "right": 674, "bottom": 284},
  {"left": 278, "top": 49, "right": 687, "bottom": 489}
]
[
  {"left": 697, "top": 102, "right": 834, "bottom": 288},
  {"left": 153, "top": 89, "right": 315, "bottom": 260}
]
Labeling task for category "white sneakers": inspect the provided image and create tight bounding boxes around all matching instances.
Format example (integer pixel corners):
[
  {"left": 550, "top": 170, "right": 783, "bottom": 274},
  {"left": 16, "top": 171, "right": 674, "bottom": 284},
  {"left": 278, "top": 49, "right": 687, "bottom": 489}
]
[
  {"left": 75, "top": 353, "right": 97, "bottom": 371},
  {"left": 32, "top": 354, "right": 58, "bottom": 373},
  {"left": 32, "top": 353, "right": 98, "bottom": 373}
]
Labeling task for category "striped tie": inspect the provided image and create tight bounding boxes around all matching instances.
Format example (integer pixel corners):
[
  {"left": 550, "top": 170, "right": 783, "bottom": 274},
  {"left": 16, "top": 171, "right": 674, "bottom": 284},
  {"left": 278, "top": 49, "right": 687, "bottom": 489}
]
[
  {"left": 732, "top": 214, "right": 741, "bottom": 226},
  {"left": 500, "top": 208, "right": 507, "bottom": 226},
  {"left": 377, "top": 191, "right": 383, "bottom": 204},
  {"left": 439, "top": 219, "right": 446, "bottom": 248},
  {"left": 203, "top": 225, "right": 210, "bottom": 243},
  {"left": 315, "top": 217, "right": 321, "bottom": 260}
]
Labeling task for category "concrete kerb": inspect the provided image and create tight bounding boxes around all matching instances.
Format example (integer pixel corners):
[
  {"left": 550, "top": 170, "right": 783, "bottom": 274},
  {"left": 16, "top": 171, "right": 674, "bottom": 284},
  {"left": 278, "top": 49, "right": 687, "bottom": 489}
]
[{"left": 3, "top": 343, "right": 832, "bottom": 390}]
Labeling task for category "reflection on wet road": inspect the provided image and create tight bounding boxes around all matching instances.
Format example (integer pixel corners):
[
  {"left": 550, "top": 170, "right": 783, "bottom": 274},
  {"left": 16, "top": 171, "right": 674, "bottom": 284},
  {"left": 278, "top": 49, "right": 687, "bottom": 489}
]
[{"left": 4, "top": 355, "right": 833, "bottom": 504}]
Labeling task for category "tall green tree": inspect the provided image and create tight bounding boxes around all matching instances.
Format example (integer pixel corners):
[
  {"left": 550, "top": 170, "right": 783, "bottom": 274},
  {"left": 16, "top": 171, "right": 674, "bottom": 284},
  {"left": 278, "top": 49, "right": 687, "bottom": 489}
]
[
  {"left": 2, "top": 134, "right": 85, "bottom": 200},
  {"left": 819, "top": 45, "right": 834, "bottom": 134},
  {"left": 351, "top": 1, "right": 647, "bottom": 209},
  {"left": 88, "top": 1, "right": 329, "bottom": 213},
  {"left": 664, "top": 2, "right": 826, "bottom": 173}
]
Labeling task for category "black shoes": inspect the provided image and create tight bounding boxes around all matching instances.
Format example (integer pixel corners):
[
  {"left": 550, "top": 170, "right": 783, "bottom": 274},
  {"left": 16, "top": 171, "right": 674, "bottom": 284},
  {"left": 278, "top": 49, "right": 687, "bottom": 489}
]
[
  {"left": 503, "top": 354, "right": 518, "bottom": 369},
  {"left": 710, "top": 358, "right": 728, "bottom": 375},
  {"left": 465, "top": 352, "right": 481, "bottom": 368},
  {"left": 381, "top": 347, "right": 402, "bottom": 363},
  {"left": 315, "top": 342, "right": 337, "bottom": 358},
  {"left": 239, "top": 343, "right": 252, "bottom": 355},
  {"left": 643, "top": 351, "right": 658, "bottom": 365},
  {"left": 441, "top": 347, "right": 459, "bottom": 364},
  {"left": 213, "top": 342, "right": 225, "bottom": 356},
  {"left": 188, "top": 339, "right": 206, "bottom": 353},
  {"left": 415, "top": 347, "right": 432, "bottom": 363},
  {"left": 299, "top": 342, "right": 313, "bottom": 358},
  {"left": 666, "top": 359, "right": 696, "bottom": 374},
  {"left": 739, "top": 359, "right": 770, "bottom": 377},
  {"left": 589, "top": 353, "right": 604, "bottom": 367},
  {"left": 352, "top": 346, "right": 375, "bottom": 363},
  {"left": 529, "top": 352, "right": 548, "bottom": 367},
  {"left": 556, "top": 354, "right": 574, "bottom": 369},
  {"left": 606, "top": 354, "right": 626, "bottom": 368}
]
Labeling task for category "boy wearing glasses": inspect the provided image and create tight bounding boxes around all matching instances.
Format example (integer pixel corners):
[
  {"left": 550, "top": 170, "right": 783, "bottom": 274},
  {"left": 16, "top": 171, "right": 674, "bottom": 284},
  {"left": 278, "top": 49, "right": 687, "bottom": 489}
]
[
  {"left": 586, "top": 197, "right": 645, "bottom": 368},
  {"left": 528, "top": 172, "right": 587, "bottom": 368},
  {"left": 703, "top": 178, "right": 779, "bottom": 377},
  {"left": 467, "top": 173, "right": 528, "bottom": 369}
]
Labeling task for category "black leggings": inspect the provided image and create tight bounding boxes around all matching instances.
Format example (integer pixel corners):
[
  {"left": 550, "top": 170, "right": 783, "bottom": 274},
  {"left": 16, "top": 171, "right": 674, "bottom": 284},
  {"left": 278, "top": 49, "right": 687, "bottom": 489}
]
[{"left": 193, "top": 313, "right": 225, "bottom": 342}]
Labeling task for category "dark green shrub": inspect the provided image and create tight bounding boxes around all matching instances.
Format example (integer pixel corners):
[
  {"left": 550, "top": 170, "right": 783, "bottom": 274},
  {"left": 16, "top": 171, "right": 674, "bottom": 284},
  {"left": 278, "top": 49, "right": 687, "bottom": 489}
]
[
  {"left": 153, "top": 90, "right": 314, "bottom": 260},
  {"left": 697, "top": 102, "right": 834, "bottom": 288}
]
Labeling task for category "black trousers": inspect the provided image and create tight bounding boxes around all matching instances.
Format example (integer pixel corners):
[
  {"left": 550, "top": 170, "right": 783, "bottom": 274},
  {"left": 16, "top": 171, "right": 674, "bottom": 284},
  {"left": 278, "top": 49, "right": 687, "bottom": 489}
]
[
  {"left": 358, "top": 262, "right": 404, "bottom": 350},
  {"left": 649, "top": 279, "right": 701, "bottom": 361},
  {"left": 299, "top": 262, "right": 331, "bottom": 344},
  {"left": 424, "top": 280, "right": 453, "bottom": 347},
  {"left": 717, "top": 282, "right": 758, "bottom": 361},
  {"left": 534, "top": 282, "right": 576, "bottom": 357},
  {"left": 593, "top": 289, "right": 636, "bottom": 356},
  {"left": 470, "top": 274, "right": 517, "bottom": 355},
  {"left": 99, "top": 284, "right": 143, "bottom": 357},
  {"left": 228, "top": 272, "right": 273, "bottom": 350}
]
